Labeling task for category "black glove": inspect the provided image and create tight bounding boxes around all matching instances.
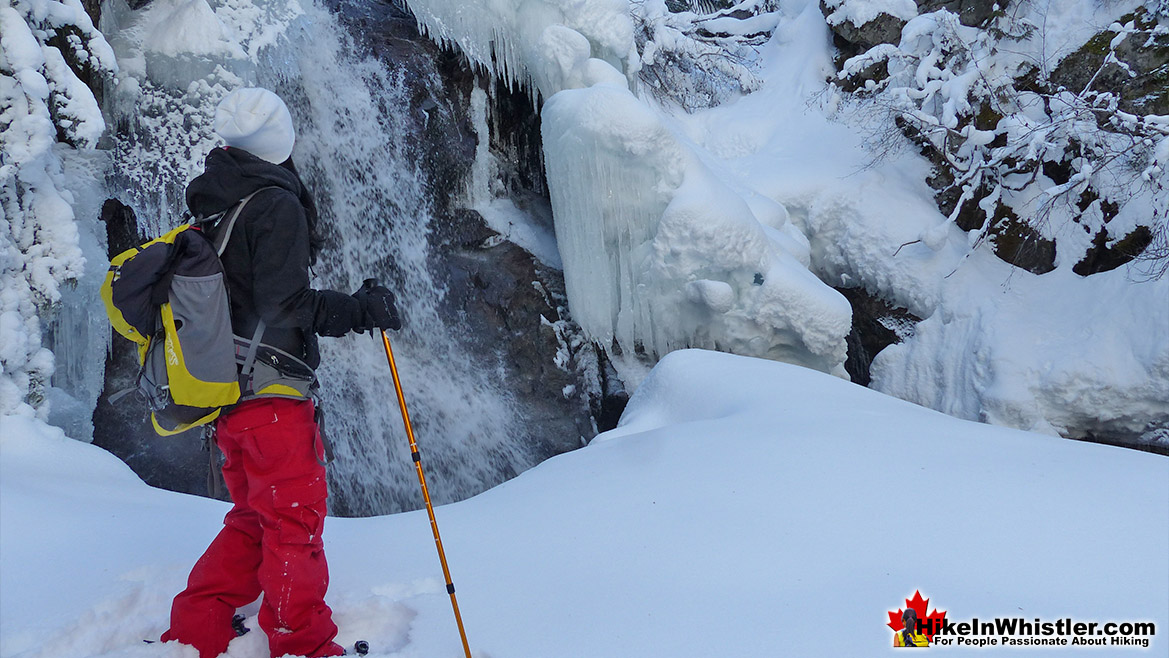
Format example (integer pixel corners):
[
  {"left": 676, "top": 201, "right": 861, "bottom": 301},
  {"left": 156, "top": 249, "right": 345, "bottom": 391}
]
[{"left": 352, "top": 280, "right": 402, "bottom": 332}]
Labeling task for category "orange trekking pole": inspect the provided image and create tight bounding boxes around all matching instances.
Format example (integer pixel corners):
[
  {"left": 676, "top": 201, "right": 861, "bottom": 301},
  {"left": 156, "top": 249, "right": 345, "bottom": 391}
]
[{"left": 374, "top": 311, "right": 472, "bottom": 658}]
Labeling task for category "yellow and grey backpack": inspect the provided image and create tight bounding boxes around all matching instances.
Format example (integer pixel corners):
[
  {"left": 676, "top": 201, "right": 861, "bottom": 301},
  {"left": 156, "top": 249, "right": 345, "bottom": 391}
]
[{"left": 101, "top": 190, "right": 291, "bottom": 435}]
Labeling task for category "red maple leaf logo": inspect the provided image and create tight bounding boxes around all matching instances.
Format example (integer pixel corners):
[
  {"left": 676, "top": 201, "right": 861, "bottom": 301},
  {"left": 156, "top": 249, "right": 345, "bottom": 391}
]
[{"left": 888, "top": 590, "right": 947, "bottom": 641}]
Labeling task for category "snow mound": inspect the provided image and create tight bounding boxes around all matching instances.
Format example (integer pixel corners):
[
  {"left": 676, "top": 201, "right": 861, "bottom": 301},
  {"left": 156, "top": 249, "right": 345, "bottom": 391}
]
[{"left": 139, "top": 0, "right": 246, "bottom": 60}]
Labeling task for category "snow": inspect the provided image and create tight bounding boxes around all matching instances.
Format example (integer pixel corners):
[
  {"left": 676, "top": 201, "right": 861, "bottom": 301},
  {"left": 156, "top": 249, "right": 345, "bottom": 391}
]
[
  {"left": 872, "top": 259, "right": 1169, "bottom": 438},
  {"left": 2, "top": 350, "right": 1167, "bottom": 657},
  {"left": 619, "top": 0, "right": 1169, "bottom": 437},
  {"left": 139, "top": 0, "right": 247, "bottom": 60},
  {"left": 404, "top": 0, "right": 636, "bottom": 99},
  {"left": 822, "top": 0, "right": 917, "bottom": 27},
  {"left": 801, "top": 0, "right": 1169, "bottom": 435}
]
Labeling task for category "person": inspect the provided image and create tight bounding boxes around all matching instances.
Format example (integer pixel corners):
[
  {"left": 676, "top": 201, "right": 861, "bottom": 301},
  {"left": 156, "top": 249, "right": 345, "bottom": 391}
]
[
  {"left": 895, "top": 608, "right": 929, "bottom": 647},
  {"left": 160, "top": 87, "right": 400, "bottom": 658}
]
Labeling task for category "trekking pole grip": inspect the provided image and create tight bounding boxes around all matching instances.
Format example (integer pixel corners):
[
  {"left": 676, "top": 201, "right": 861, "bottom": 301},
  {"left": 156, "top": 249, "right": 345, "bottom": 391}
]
[{"left": 361, "top": 278, "right": 381, "bottom": 342}]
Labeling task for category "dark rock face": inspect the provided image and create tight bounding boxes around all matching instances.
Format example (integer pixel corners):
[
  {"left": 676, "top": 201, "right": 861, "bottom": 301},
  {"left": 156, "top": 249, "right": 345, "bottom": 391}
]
[
  {"left": 915, "top": 0, "right": 996, "bottom": 27},
  {"left": 835, "top": 287, "right": 920, "bottom": 386},
  {"left": 988, "top": 212, "right": 1057, "bottom": 275},
  {"left": 824, "top": 4, "right": 905, "bottom": 50},
  {"left": 1051, "top": 7, "right": 1168, "bottom": 115},
  {"left": 437, "top": 209, "right": 596, "bottom": 451},
  {"left": 329, "top": 0, "right": 601, "bottom": 460},
  {"left": 821, "top": 0, "right": 907, "bottom": 66},
  {"left": 1074, "top": 226, "right": 1154, "bottom": 276}
]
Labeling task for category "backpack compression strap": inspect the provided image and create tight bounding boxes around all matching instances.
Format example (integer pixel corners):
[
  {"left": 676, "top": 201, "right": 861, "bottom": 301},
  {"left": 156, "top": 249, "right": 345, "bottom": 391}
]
[{"left": 238, "top": 319, "right": 266, "bottom": 393}]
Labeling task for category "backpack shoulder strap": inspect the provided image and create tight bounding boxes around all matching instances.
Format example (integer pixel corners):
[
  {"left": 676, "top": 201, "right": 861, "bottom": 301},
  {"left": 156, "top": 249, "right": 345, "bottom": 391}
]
[{"left": 211, "top": 186, "right": 284, "bottom": 256}]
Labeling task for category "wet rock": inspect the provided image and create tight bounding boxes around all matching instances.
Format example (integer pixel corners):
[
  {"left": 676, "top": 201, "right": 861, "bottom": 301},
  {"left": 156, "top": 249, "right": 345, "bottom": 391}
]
[
  {"left": 835, "top": 287, "right": 920, "bottom": 386},
  {"left": 439, "top": 211, "right": 596, "bottom": 452},
  {"left": 329, "top": 0, "right": 604, "bottom": 452}
]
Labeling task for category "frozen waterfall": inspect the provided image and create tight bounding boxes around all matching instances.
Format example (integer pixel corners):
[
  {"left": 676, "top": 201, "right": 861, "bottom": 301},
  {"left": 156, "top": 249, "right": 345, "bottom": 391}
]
[
  {"left": 541, "top": 84, "right": 852, "bottom": 377},
  {"left": 405, "top": 0, "right": 853, "bottom": 381}
]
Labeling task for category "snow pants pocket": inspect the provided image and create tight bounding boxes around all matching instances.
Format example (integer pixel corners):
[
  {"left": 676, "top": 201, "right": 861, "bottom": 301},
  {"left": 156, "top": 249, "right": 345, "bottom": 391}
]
[
  {"left": 272, "top": 477, "right": 328, "bottom": 546},
  {"left": 217, "top": 398, "right": 329, "bottom": 542}
]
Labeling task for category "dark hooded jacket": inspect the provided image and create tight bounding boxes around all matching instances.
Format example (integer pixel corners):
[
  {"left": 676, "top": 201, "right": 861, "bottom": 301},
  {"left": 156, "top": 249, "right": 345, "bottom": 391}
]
[{"left": 186, "top": 147, "right": 361, "bottom": 370}]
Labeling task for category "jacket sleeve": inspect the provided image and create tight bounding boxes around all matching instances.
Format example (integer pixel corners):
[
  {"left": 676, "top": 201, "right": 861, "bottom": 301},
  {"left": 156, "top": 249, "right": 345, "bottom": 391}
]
[{"left": 246, "top": 190, "right": 362, "bottom": 337}]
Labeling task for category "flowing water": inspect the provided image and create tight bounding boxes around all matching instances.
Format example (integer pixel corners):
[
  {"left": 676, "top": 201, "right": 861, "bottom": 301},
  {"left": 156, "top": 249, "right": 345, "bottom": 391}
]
[{"left": 97, "top": 0, "right": 536, "bottom": 514}]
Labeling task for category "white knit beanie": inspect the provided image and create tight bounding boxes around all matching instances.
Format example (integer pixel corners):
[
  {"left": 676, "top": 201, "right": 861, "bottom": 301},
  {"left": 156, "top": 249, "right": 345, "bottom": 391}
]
[{"left": 213, "top": 87, "right": 295, "bottom": 164}]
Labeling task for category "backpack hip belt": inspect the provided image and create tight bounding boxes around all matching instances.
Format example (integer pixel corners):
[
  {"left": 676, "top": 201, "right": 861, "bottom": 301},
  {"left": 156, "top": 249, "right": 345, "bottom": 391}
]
[{"left": 233, "top": 324, "right": 318, "bottom": 401}]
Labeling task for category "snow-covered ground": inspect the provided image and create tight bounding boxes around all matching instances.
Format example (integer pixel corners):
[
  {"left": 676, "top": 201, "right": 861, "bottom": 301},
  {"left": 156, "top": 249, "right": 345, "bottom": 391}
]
[
  {"left": 3, "top": 350, "right": 1166, "bottom": 658},
  {"left": 3, "top": 1, "right": 1166, "bottom": 651}
]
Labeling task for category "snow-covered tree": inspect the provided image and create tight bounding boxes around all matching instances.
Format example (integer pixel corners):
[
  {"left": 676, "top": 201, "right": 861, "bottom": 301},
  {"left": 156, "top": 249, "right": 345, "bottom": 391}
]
[
  {"left": 632, "top": 0, "right": 780, "bottom": 111},
  {"left": 832, "top": 3, "right": 1168, "bottom": 277},
  {"left": 0, "top": 0, "right": 116, "bottom": 417}
]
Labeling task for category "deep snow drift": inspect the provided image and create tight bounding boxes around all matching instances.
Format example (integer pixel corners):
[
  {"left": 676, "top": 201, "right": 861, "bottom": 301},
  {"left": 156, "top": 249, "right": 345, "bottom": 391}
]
[{"left": 2, "top": 350, "right": 1165, "bottom": 657}]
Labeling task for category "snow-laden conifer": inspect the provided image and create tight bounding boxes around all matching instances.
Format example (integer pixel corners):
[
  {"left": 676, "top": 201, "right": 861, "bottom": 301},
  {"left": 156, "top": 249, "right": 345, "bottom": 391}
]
[{"left": 0, "top": 0, "right": 116, "bottom": 416}]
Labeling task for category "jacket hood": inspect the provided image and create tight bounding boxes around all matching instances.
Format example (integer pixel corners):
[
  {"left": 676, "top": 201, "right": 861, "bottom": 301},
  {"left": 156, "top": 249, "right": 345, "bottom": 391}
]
[{"left": 186, "top": 146, "right": 302, "bottom": 218}]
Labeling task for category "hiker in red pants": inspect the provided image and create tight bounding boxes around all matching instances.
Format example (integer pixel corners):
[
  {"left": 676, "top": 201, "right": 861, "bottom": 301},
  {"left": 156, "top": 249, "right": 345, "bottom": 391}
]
[{"left": 161, "top": 87, "right": 400, "bottom": 658}]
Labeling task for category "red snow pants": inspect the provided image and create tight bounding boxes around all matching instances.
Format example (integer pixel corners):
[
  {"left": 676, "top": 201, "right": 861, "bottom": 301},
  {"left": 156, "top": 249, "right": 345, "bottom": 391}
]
[{"left": 162, "top": 398, "right": 345, "bottom": 658}]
